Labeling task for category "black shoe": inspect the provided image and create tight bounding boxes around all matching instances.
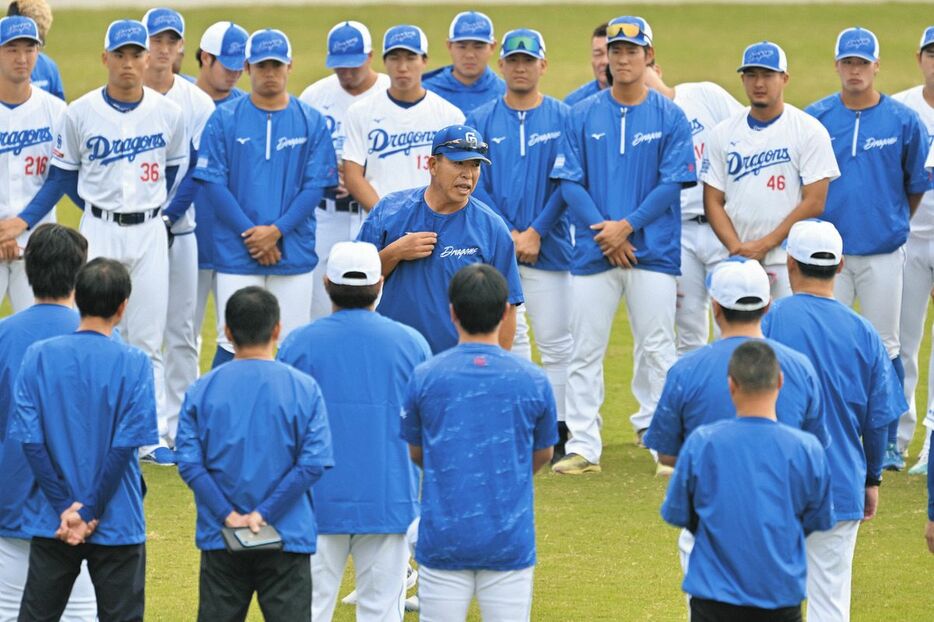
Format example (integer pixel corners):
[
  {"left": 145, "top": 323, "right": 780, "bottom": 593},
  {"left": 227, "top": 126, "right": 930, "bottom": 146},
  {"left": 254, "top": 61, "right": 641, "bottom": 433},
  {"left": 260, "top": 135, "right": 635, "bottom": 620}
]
[{"left": 551, "top": 422, "right": 570, "bottom": 463}]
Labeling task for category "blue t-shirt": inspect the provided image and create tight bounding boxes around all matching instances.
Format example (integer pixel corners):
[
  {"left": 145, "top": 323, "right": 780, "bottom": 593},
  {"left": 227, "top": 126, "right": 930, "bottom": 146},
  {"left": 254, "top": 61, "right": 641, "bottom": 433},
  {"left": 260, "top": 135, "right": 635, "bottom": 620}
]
[
  {"left": 763, "top": 294, "right": 906, "bottom": 521},
  {"left": 9, "top": 332, "right": 158, "bottom": 546},
  {"left": 423, "top": 66, "right": 505, "bottom": 114},
  {"left": 357, "top": 188, "right": 524, "bottom": 353},
  {"left": 277, "top": 309, "right": 431, "bottom": 534},
  {"left": 644, "top": 336, "right": 828, "bottom": 458},
  {"left": 194, "top": 95, "right": 338, "bottom": 275},
  {"left": 662, "top": 417, "right": 833, "bottom": 608},
  {"left": 31, "top": 52, "right": 65, "bottom": 101},
  {"left": 805, "top": 94, "right": 929, "bottom": 255},
  {"left": 550, "top": 89, "right": 697, "bottom": 276},
  {"left": 467, "top": 95, "right": 572, "bottom": 271},
  {"left": 0, "top": 305, "right": 79, "bottom": 539},
  {"left": 175, "top": 359, "right": 334, "bottom": 553},
  {"left": 564, "top": 79, "right": 603, "bottom": 107},
  {"left": 402, "top": 343, "right": 558, "bottom": 571}
]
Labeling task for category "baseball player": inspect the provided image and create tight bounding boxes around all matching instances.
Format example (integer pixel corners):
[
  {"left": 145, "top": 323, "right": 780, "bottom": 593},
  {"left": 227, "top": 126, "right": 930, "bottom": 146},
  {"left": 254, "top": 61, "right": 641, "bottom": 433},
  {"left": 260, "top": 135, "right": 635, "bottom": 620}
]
[
  {"left": 0, "top": 15, "right": 65, "bottom": 313},
  {"left": 549, "top": 16, "right": 696, "bottom": 475},
  {"left": 402, "top": 264, "right": 557, "bottom": 622},
  {"left": 342, "top": 24, "right": 464, "bottom": 212},
  {"left": 564, "top": 22, "right": 608, "bottom": 106},
  {"left": 661, "top": 340, "right": 833, "bottom": 622},
  {"left": 422, "top": 11, "right": 505, "bottom": 114},
  {"left": 465, "top": 28, "right": 574, "bottom": 457},
  {"left": 763, "top": 219, "right": 906, "bottom": 622},
  {"left": 643, "top": 60, "right": 744, "bottom": 355},
  {"left": 193, "top": 28, "right": 337, "bottom": 368},
  {"left": 806, "top": 27, "right": 929, "bottom": 472},
  {"left": 0, "top": 19, "right": 187, "bottom": 465},
  {"left": 703, "top": 41, "right": 839, "bottom": 300},
  {"left": 299, "top": 21, "right": 390, "bottom": 321},
  {"left": 7, "top": 1, "right": 63, "bottom": 101}
]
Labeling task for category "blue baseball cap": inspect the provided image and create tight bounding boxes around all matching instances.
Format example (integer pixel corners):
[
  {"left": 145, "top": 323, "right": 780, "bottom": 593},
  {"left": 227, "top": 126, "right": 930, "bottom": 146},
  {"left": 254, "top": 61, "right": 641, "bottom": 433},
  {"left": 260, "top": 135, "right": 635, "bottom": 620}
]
[
  {"left": 326, "top": 21, "right": 372, "bottom": 69},
  {"left": 500, "top": 29, "right": 546, "bottom": 60},
  {"left": 142, "top": 8, "right": 184, "bottom": 38},
  {"left": 104, "top": 20, "right": 149, "bottom": 52},
  {"left": 448, "top": 11, "right": 495, "bottom": 44},
  {"left": 737, "top": 41, "right": 788, "bottom": 73},
  {"left": 919, "top": 26, "right": 934, "bottom": 51},
  {"left": 0, "top": 16, "right": 41, "bottom": 46},
  {"left": 383, "top": 25, "right": 428, "bottom": 56},
  {"left": 200, "top": 21, "right": 248, "bottom": 71},
  {"left": 431, "top": 125, "right": 491, "bottom": 165},
  {"left": 606, "top": 16, "right": 653, "bottom": 47},
  {"left": 835, "top": 27, "right": 879, "bottom": 62},
  {"left": 246, "top": 29, "right": 292, "bottom": 65}
]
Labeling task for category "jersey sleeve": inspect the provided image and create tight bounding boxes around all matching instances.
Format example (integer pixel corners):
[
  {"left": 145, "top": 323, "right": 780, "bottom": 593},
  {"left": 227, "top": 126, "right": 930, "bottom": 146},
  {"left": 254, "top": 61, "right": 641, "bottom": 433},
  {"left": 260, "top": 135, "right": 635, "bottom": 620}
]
[
  {"left": 8, "top": 347, "right": 44, "bottom": 444},
  {"left": 798, "top": 359, "right": 831, "bottom": 449},
  {"left": 341, "top": 102, "right": 368, "bottom": 167},
  {"left": 700, "top": 122, "right": 727, "bottom": 191},
  {"left": 713, "top": 84, "right": 744, "bottom": 120},
  {"left": 660, "top": 433, "right": 697, "bottom": 530},
  {"left": 549, "top": 108, "right": 585, "bottom": 184},
  {"left": 165, "top": 105, "right": 189, "bottom": 166},
  {"left": 798, "top": 117, "right": 840, "bottom": 185},
  {"left": 642, "top": 367, "right": 687, "bottom": 457},
  {"left": 400, "top": 372, "right": 423, "bottom": 446},
  {"left": 532, "top": 373, "right": 559, "bottom": 451},
  {"left": 112, "top": 353, "right": 159, "bottom": 448},
  {"left": 193, "top": 111, "right": 229, "bottom": 184},
  {"left": 301, "top": 111, "right": 339, "bottom": 190},
  {"left": 51, "top": 106, "right": 82, "bottom": 171},
  {"left": 866, "top": 335, "right": 907, "bottom": 430},
  {"left": 903, "top": 111, "right": 931, "bottom": 195},
  {"left": 800, "top": 439, "right": 834, "bottom": 535},
  {"left": 660, "top": 106, "right": 698, "bottom": 186},
  {"left": 174, "top": 388, "right": 204, "bottom": 465},
  {"left": 355, "top": 201, "right": 384, "bottom": 247},
  {"left": 490, "top": 220, "right": 525, "bottom": 305},
  {"left": 297, "top": 381, "right": 334, "bottom": 468}
]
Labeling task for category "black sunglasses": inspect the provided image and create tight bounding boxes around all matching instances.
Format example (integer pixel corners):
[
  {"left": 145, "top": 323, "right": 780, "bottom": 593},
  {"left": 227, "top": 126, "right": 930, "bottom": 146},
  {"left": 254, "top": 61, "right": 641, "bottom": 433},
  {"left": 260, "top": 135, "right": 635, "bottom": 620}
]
[{"left": 433, "top": 138, "right": 489, "bottom": 155}]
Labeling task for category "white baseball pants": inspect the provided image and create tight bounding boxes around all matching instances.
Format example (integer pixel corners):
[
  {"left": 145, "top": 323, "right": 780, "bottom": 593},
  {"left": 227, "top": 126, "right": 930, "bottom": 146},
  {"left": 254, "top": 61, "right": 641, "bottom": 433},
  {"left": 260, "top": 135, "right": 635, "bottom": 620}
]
[
  {"left": 898, "top": 235, "right": 934, "bottom": 452},
  {"left": 511, "top": 266, "right": 573, "bottom": 421},
  {"left": 763, "top": 261, "right": 792, "bottom": 301},
  {"left": 163, "top": 233, "right": 199, "bottom": 445},
  {"left": 311, "top": 207, "right": 364, "bottom": 321},
  {"left": 834, "top": 248, "right": 906, "bottom": 359},
  {"left": 565, "top": 268, "right": 678, "bottom": 463},
  {"left": 417, "top": 565, "right": 533, "bottom": 622},
  {"left": 311, "top": 533, "right": 408, "bottom": 622},
  {"left": 806, "top": 520, "right": 860, "bottom": 622},
  {"left": 215, "top": 272, "right": 313, "bottom": 353},
  {"left": 676, "top": 220, "right": 727, "bottom": 356},
  {"left": 0, "top": 537, "right": 97, "bottom": 622},
  {"left": 0, "top": 259, "right": 32, "bottom": 313}
]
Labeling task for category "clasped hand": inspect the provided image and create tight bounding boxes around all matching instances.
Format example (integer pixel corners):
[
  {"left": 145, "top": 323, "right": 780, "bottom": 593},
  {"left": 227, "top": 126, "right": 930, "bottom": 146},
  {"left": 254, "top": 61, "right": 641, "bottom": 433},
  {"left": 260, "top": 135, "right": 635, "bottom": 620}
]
[
  {"left": 591, "top": 220, "right": 638, "bottom": 268},
  {"left": 56, "top": 502, "right": 98, "bottom": 546}
]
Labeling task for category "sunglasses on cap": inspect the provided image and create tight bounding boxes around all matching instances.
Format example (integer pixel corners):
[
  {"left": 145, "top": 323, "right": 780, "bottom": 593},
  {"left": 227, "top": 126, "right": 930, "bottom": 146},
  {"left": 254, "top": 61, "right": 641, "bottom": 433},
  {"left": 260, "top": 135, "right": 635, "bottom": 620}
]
[
  {"left": 433, "top": 138, "right": 490, "bottom": 155},
  {"left": 607, "top": 22, "right": 643, "bottom": 39},
  {"left": 503, "top": 35, "right": 542, "bottom": 54}
]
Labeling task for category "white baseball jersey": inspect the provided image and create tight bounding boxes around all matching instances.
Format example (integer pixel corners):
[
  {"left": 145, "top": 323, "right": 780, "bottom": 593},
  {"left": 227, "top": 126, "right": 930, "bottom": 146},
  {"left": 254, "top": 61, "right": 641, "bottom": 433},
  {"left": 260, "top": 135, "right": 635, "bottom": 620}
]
[
  {"left": 299, "top": 72, "right": 390, "bottom": 158},
  {"left": 673, "top": 82, "right": 744, "bottom": 219},
  {"left": 52, "top": 86, "right": 186, "bottom": 213},
  {"left": 893, "top": 86, "right": 934, "bottom": 239},
  {"left": 702, "top": 104, "right": 839, "bottom": 265},
  {"left": 1, "top": 88, "right": 66, "bottom": 248},
  {"left": 342, "top": 90, "right": 464, "bottom": 198},
  {"left": 162, "top": 76, "right": 216, "bottom": 233}
]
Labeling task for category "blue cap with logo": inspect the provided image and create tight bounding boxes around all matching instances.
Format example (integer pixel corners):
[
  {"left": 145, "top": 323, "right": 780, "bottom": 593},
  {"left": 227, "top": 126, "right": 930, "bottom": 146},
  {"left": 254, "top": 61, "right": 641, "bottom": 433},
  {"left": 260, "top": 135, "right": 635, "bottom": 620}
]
[
  {"left": 104, "top": 19, "right": 149, "bottom": 52},
  {"left": 606, "top": 16, "right": 653, "bottom": 47},
  {"left": 737, "top": 41, "right": 788, "bottom": 73},
  {"left": 431, "top": 124, "right": 491, "bottom": 165},
  {"left": 383, "top": 24, "right": 428, "bottom": 56},
  {"left": 326, "top": 21, "right": 372, "bottom": 69},
  {"left": 919, "top": 26, "right": 934, "bottom": 51},
  {"left": 835, "top": 27, "right": 879, "bottom": 62},
  {"left": 448, "top": 11, "right": 495, "bottom": 44},
  {"left": 0, "top": 15, "right": 41, "bottom": 46},
  {"left": 200, "top": 21, "right": 248, "bottom": 71},
  {"left": 142, "top": 8, "right": 184, "bottom": 38},
  {"left": 246, "top": 29, "right": 292, "bottom": 65},
  {"left": 500, "top": 28, "right": 546, "bottom": 60}
]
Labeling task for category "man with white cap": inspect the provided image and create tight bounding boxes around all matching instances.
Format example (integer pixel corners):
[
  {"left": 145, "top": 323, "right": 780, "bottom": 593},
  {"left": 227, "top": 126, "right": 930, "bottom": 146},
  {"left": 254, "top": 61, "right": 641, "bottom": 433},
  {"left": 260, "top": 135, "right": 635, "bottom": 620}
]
[
  {"left": 806, "top": 27, "right": 929, "bottom": 473},
  {"left": 763, "top": 219, "right": 907, "bottom": 622},
  {"left": 300, "top": 21, "right": 389, "bottom": 321},
  {"left": 278, "top": 241, "right": 430, "bottom": 622},
  {"left": 423, "top": 11, "right": 505, "bottom": 114}
]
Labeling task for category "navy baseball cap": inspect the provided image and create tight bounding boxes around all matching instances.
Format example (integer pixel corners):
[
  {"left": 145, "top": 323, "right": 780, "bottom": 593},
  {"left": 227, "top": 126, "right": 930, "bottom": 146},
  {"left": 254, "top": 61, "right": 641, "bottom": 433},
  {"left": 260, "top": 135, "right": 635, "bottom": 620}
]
[
  {"left": 246, "top": 29, "right": 292, "bottom": 65},
  {"left": 0, "top": 16, "right": 41, "bottom": 46},
  {"left": 448, "top": 11, "right": 495, "bottom": 44},
  {"left": 104, "top": 20, "right": 149, "bottom": 52},
  {"left": 143, "top": 8, "right": 184, "bottom": 38},
  {"left": 835, "top": 27, "right": 879, "bottom": 62},
  {"left": 500, "top": 29, "right": 546, "bottom": 60},
  {"left": 737, "top": 41, "right": 788, "bottom": 73},
  {"left": 200, "top": 21, "right": 248, "bottom": 71},
  {"left": 606, "top": 16, "right": 653, "bottom": 47},
  {"left": 326, "top": 21, "right": 372, "bottom": 69},
  {"left": 383, "top": 25, "right": 428, "bottom": 56},
  {"left": 431, "top": 125, "right": 491, "bottom": 165},
  {"left": 919, "top": 26, "right": 934, "bottom": 51}
]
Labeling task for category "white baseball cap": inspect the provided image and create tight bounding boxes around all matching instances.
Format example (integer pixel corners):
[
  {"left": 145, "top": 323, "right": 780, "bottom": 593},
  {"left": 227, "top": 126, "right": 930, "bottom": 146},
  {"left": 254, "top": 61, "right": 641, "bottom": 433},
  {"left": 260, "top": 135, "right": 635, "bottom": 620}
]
[
  {"left": 327, "top": 242, "right": 381, "bottom": 286},
  {"left": 200, "top": 21, "right": 248, "bottom": 71},
  {"left": 707, "top": 258, "right": 771, "bottom": 311},
  {"left": 786, "top": 220, "right": 843, "bottom": 267}
]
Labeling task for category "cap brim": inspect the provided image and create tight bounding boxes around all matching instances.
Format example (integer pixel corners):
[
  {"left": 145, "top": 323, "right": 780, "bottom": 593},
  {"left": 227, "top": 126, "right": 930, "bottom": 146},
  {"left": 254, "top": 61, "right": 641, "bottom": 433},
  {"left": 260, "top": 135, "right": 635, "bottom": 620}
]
[
  {"left": 3, "top": 34, "right": 41, "bottom": 45},
  {"left": 922, "top": 40, "right": 934, "bottom": 52},
  {"left": 449, "top": 35, "right": 495, "bottom": 44},
  {"left": 715, "top": 298, "right": 769, "bottom": 311},
  {"left": 436, "top": 150, "right": 491, "bottom": 165},
  {"left": 248, "top": 54, "right": 290, "bottom": 65},
  {"left": 107, "top": 43, "right": 148, "bottom": 52},
  {"left": 501, "top": 49, "right": 544, "bottom": 59},
  {"left": 383, "top": 44, "right": 424, "bottom": 56},
  {"left": 148, "top": 27, "right": 184, "bottom": 38},
  {"left": 608, "top": 37, "right": 650, "bottom": 47},
  {"left": 835, "top": 52, "right": 877, "bottom": 62},
  {"left": 217, "top": 54, "right": 245, "bottom": 71},
  {"left": 737, "top": 63, "right": 784, "bottom": 73},
  {"left": 326, "top": 52, "right": 368, "bottom": 69}
]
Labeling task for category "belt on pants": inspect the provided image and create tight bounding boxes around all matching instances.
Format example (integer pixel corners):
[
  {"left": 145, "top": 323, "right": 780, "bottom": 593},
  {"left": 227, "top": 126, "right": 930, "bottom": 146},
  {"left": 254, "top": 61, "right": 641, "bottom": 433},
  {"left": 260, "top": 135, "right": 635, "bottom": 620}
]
[
  {"left": 317, "top": 197, "right": 361, "bottom": 214},
  {"left": 90, "top": 206, "right": 160, "bottom": 226}
]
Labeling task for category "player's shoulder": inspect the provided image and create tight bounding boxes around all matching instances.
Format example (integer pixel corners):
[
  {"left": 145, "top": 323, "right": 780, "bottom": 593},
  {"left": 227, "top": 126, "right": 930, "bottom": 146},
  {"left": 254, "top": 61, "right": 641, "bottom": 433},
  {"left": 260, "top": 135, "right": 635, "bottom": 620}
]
[
  {"left": 68, "top": 87, "right": 105, "bottom": 112},
  {"left": 346, "top": 89, "right": 383, "bottom": 117},
  {"left": 767, "top": 338, "right": 818, "bottom": 376},
  {"left": 879, "top": 93, "right": 925, "bottom": 126},
  {"left": 422, "top": 65, "right": 452, "bottom": 87},
  {"left": 890, "top": 84, "right": 921, "bottom": 106},
  {"left": 424, "top": 89, "right": 465, "bottom": 117},
  {"left": 468, "top": 96, "right": 499, "bottom": 125},
  {"left": 374, "top": 186, "right": 426, "bottom": 216},
  {"left": 170, "top": 76, "right": 216, "bottom": 110},
  {"left": 468, "top": 195, "right": 512, "bottom": 231},
  {"left": 299, "top": 73, "right": 339, "bottom": 102},
  {"left": 289, "top": 95, "right": 327, "bottom": 123},
  {"left": 540, "top": 94, "right": 571, "bottom": 118},
  {"left": 803, "top": 93, "right": 840, "bottom": 117},
  {"left": 21, "top": 85, "right": 66, "bottom": 116}
]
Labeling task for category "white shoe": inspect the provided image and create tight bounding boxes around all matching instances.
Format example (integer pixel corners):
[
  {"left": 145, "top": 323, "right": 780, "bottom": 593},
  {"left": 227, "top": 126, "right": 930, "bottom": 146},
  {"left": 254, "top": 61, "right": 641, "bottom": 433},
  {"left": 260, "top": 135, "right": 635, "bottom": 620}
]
[
  {"left": 404, "top": 595, "right": 419, "bottom": 611},
  {"left": 340, "top": 589, "right": 358, "bottom": 606}
]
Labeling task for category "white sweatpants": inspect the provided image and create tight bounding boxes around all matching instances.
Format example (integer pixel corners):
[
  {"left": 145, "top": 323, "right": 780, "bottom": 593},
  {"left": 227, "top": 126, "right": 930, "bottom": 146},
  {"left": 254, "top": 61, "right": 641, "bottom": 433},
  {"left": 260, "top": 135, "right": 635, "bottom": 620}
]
[
  {"left": 0, "top": 259, "right": 32, "bottom": 313},
  {"left": 511, "top": 266, "right": 573, "bottom": 421},
  {"left": 835, "top": 248, "right": 906, "bottom": 359},
  {"left": 0, "top": 537, "right": 97, "bottom": 622},
  {"left": 565, "top": 268, "right": 677, "bottom": 462},
  {"left": 311, "top": 207, "right": 363, "bottom": 322},
  {"left": 418, "top": 565, "right": 533, "bottom": 622},
  {"left": 163, "top": 233, "right": 199, "bottom": 445},
  {"left": 898, "top": 235, "right": 934, "bottom": 452},
  {"left": 675, "top": 220, "right": 727, "bottom": 356},
  {"left": 311, "top": 533, "right": 408, "bottom": 622},
  {"left": 806, "top": 520, "right": 860, "bottom": 622},
  {"left": 215, "top": 272, "right": 313, "bottom": 353}
]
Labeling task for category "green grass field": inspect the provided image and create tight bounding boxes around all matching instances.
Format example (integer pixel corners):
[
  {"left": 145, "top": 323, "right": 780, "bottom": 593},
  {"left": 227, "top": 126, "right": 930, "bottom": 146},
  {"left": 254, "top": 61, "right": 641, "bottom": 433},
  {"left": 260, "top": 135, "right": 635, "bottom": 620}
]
[{"left": 2, "top": 2, "right": 934, "bottom": 620}]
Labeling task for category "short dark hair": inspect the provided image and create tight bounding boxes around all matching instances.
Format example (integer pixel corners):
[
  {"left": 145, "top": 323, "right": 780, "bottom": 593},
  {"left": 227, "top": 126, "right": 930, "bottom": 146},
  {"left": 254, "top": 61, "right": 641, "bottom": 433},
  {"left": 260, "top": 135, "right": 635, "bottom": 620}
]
[
  {"left": 75, "top": 258, "right": 131, "bottom": 319},
  {"left": 225, "top": 286, "right": 280, "bottom": 347},
  {"left": 793, "top": 253, "right": 839, "bottom": 280},
  {"left": 593, "top": 23, "right": 608, "bottom": 38},
  {"left": 728, "top": 341, "right": 780, "bottom": 393},
  {"left": 324, "top": 279, "right": 380, "bottom": 309},
  {"left": 24, "top": 223, "right": 87, "bottom": 299},
  {"left": 196, "top": 48, "right": 210, "bottom": 68},
  {"left": 448, "top": 264, "right": 508, "bottom": 335},
  {"left": 721, "top": 297, "right": 768, "bottom": 324}
]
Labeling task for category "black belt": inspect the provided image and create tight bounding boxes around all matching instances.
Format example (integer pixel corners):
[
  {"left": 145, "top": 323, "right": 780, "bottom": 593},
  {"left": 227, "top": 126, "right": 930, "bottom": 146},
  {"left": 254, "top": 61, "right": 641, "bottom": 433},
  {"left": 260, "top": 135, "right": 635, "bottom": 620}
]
[
  {"left": 90, "top": 206, "right": 160, "bottom": 226},
  {"left": 687, "top": 215, "right": 708, "bottom": 224},
  {"left": 317, "top": 198, "right": 361, "bottom": 213}
]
